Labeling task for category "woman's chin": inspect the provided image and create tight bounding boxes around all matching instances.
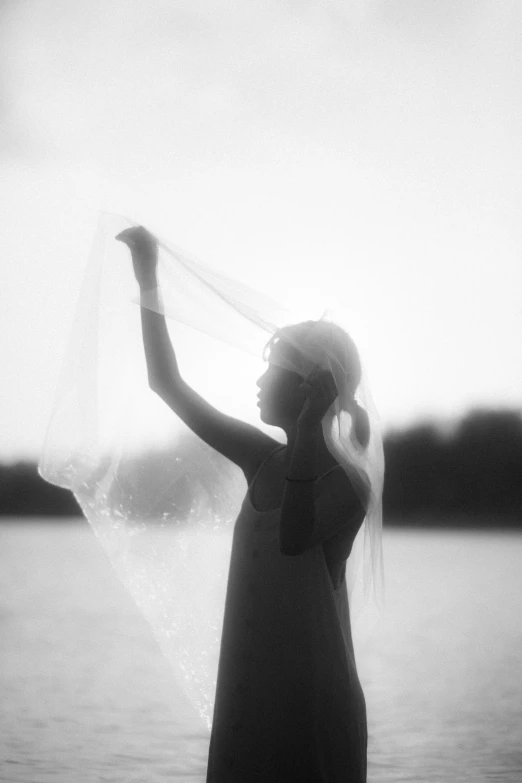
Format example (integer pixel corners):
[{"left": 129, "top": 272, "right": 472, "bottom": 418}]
[
  {"left": 258, "top": 407, "right": 288, "bottom": 428},
  {"left": 258, "top": 406, "right": 275, "bottom": 425}
]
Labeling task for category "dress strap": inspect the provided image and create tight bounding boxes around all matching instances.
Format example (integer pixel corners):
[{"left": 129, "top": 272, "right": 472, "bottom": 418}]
[
  {"left": 250, "top": 445, "right": 341, "bottom": 490},
  {"left": 249, "top": 444, "right": 285, "bottom": 489},
  {"left": 316, "top": 464, "right": 344, "bottom": 481}
]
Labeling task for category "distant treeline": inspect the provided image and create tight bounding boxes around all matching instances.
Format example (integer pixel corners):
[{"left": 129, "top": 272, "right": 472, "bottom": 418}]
[
  {"left": 383, "top": 409, "right": 522, "bottom": 527},
  {"left": 1, "top": 409, "right": 521, "bottom": 527}
]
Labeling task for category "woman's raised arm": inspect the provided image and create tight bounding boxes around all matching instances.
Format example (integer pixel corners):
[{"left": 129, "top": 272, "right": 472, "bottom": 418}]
[{"left": 116, "top": 227, "right": 276, "bottom": 475}]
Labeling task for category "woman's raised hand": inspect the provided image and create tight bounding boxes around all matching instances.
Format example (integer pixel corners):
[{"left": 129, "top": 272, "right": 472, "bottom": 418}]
[
  {"left": 116, "top": 226, "right": 158, "bottom": 290},
  {"left": 297, "top": 369, "right": 339, "bottom": 429}
]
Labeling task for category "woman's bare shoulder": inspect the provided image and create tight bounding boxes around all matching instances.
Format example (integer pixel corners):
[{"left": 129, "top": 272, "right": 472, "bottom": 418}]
[{"left": 243, "top": 436, "right": 284, "bottom": 484}]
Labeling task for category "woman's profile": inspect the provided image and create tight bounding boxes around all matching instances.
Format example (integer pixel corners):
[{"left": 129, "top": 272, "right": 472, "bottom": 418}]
[{"left": 116, "top": 225, "right": 380, "bottom": 783}]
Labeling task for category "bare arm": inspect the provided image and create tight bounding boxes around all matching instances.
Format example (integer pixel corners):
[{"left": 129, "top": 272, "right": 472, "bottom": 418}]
[
  {"left": 116, "top": 227, "right": 276, "bottom": 474},
  {"left": 280, "top": 422, "right": 365, "bottom": 556},
  {"left": 142, "top": 290, "right": 275, "bottom": 469},
  {"left": 279, "top": 372, "right": 367, "bottom": 556},
  {"left": 139, "top": 288, "right": 182, "bottom": 389}
]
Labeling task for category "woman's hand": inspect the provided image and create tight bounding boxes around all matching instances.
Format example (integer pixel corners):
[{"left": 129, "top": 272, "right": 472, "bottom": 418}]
[
  {"left": 116, "top": 226, "right": 158, "bottom": 290},
  {"left": 297, "top": 369, "right": 338, "bottom": 429}
]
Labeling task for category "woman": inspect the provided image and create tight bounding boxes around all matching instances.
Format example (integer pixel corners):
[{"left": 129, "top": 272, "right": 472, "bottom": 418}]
[{"left": 117, "top": 225, "right": 374, "bottom": 782}]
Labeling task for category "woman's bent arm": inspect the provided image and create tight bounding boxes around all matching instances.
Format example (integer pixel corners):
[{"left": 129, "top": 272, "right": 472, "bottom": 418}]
[{"left": 140, "top": 289, "right": 276, "bottom": 474}]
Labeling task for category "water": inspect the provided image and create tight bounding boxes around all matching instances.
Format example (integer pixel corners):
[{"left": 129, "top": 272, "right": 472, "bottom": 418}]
[{"left": 1, "top": 519, "right": 521, "bottom": 783}]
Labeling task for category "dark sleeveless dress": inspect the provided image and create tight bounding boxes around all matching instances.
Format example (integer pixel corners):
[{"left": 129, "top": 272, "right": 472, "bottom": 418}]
[{"left": 206, "top": 446, "right": 367, "bottom": 782}]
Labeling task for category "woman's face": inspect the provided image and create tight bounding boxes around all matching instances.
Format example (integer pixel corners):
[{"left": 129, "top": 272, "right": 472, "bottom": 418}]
[{"left": 256, "top": 359, "right": 306, "bottom": 427}]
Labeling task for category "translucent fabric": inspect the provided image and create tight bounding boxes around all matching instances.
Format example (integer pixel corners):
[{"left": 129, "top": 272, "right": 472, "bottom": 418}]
[{"left": 38, "top": 211, "right": 384, "bottom": 731}]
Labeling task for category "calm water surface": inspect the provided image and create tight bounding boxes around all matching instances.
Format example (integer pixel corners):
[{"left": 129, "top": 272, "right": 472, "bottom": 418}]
[{"left": 1, "top": 519, "right": 521, "bottom": 783}]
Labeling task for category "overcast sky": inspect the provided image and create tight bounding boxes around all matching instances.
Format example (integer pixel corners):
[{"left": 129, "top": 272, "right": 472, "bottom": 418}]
[{"left": 1, "top": 0, "right": 521, "bottom": 459}]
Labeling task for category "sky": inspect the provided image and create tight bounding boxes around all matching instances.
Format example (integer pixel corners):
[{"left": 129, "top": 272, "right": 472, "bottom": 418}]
[{"left": 1, "top": 0, "right": 521, "bottom": 460}]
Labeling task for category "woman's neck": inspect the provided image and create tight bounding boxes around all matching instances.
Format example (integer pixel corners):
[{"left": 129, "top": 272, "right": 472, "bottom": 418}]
[{"left": 282, "top": 423, "right": 338, "bottom": 473}]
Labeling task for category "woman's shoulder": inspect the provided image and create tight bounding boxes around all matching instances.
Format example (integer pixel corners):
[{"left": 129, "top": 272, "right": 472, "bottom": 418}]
[
  {"left": 315, "top": 464, "right": 368, "bottom": 516},
  {"left": 243, "top": 437, "right": 285, "bottom": 485}
]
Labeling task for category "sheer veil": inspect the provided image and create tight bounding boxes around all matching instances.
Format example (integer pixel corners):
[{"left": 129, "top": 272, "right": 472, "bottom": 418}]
[{"left": 39, "top": 211, "right": 384, "bottom": 730}]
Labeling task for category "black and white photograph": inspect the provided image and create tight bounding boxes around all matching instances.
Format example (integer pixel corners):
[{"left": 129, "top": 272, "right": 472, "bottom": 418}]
[{"left": 1, "top": 2, "right": 521, "bottom": 781}]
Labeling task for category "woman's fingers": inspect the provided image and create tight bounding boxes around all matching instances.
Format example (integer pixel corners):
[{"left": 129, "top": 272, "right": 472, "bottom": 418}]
[
  {"left": 115, "top": 226, "right": 158, "bottom": 262},
  {"left": 115, "top": 228, "right": 135, "bottom": 245},
  {"left": 302, "top": 370, "right": 338, "bottom": 404}
]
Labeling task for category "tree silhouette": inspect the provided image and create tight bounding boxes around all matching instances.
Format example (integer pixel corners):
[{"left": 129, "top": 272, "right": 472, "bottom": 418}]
[{"left": 383, "top": 409, "right": 522, "bottom": 526}]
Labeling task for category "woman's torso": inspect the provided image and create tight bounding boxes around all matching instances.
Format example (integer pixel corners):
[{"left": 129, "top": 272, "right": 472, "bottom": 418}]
[
  {"left": 206, "top": 444, "right": 368, "bottom": 781},
  {"left": 245, "top": 443, "right": 353, "bottom": 589}
]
